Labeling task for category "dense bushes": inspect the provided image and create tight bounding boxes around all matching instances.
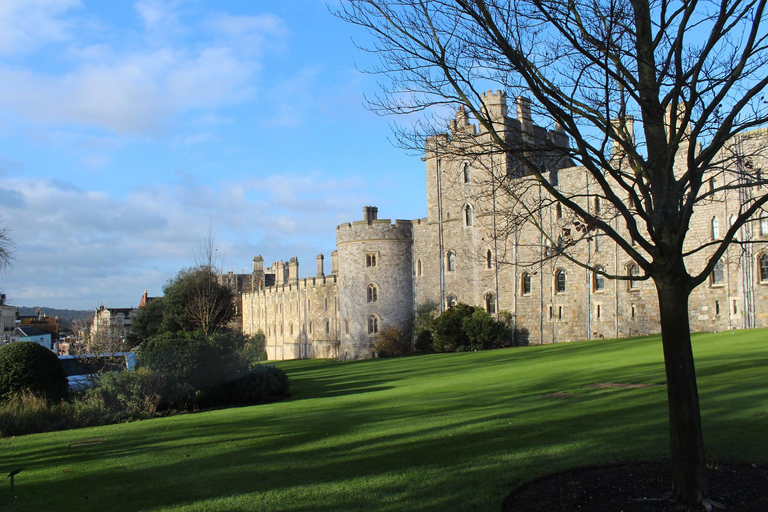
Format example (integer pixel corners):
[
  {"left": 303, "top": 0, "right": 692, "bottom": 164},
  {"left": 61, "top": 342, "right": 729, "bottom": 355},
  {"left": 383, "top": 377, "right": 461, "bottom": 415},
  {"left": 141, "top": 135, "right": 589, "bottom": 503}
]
[
  {"left": 137, "top": 329, "right": 284, "bottom": 409},
  {"left": 374, "top": 327, "right": 411, "bottom": 357},
  {"left": 415, "top": 303, "right": 517, "bottom": 353},
  {"left": 0, "top": 342, "right": 68, "bottom": 402},
  {"left": 201, "top": 365, "right": 290, "bottom": 408}
]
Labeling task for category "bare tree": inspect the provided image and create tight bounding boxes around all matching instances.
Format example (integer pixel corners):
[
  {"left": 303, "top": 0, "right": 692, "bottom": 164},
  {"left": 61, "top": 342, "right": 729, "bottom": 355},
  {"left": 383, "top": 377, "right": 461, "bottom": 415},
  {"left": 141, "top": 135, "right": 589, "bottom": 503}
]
[
  {"left": 0, "top": 220, "right": 14, "bottom": 274},
  {"left": 338, "top": 0, "right": 768, "bottom": 506}
]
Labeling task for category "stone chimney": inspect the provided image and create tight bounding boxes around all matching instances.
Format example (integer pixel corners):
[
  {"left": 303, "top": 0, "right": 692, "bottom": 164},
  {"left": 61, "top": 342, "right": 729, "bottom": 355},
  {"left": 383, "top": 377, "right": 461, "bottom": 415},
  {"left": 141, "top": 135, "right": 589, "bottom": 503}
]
[
  {"left": 331, "top": 250, "right": 339, "bottom": 275},
  {"left": 363, "top": 206, "right": 378, "bottom": 225},
  {"left": 288, "top": 257, "right": 299, "bottom": 283},
  {"left": 316, "top": 254, "right": 325, "bottom": 277}
]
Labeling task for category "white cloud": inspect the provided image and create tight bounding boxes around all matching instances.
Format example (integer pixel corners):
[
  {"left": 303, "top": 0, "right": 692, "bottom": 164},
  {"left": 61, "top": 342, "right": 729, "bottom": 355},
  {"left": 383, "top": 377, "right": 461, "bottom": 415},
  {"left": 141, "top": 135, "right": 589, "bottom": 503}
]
[
  {"left": 0, "top": 171, "right": 372, "bottom": 309},
  {"left": 0, "top": 0, "right": 81, "bottom": 56},
  {"left": 208, "top": 13, "right": 288, "bottom": 56},
  {"left": 0, "top": 46, "right": 258, "bottom": 135}
]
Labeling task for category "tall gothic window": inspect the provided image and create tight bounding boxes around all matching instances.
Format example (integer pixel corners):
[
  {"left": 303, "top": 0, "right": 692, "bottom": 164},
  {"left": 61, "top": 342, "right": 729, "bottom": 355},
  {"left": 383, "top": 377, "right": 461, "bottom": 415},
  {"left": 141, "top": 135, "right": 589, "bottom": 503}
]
[
  {"left": 710, "top": 259, "right": 724, "bottom": 285},
  {"left": 485, "top": 293, "right": 496, "bottom": 314},
  {"left": 446, "top": 251, "right": 456, "bottom": 272},
  {"left": 521, "top": 272, "right": 532, "bottom": 295},
  {"left": 593, "top": 267, "right": 606, "bottom": 292},
  {"left": 486, "top": 249, "right": 493, "bottom": 269},
  {"left": 760, "top": 254, "right": 768, "bottom": 282},
  {"left": 367, "top": 284, "right": 378, "bottom": 303},
  {"left": 463, "top": 162, "right": 471, "bottom": 183},
  {"left": 555, "top": 270, "right": 567, "bottom": 293},
  {"left": 628, "top": 264, "right": 641, "bottom": 289},
  {"left": 711, "top": 216, "right": 720, "bottom": 240},
  {"left": 367, "top": 315, "right": 379, "bottom": 335},
  {"left": 464, "top": 204, "right": 473, "bottom": 226}
]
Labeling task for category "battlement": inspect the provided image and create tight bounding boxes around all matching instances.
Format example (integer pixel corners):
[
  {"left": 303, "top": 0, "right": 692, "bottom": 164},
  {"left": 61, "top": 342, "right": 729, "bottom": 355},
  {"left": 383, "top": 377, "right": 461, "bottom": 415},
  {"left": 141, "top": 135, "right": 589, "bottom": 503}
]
[
  {"left": 336, "top": 218, "right": 413, "bottom": 244},
  {"left": 244, "top": 273, "right": 338, "bottom": 298}
]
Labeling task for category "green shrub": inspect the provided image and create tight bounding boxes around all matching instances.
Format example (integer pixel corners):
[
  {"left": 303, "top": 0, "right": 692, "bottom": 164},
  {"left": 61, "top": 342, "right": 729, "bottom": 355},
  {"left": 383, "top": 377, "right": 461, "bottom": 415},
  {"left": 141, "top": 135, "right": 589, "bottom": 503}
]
[
  {"left": 463, "top": 309, "right": 510, "bottom": 350},
  {"left": 374, "top": 326, "right": 411, "bottom": 357},
  {"left": 414, "top": 329, "right": 434, "bottom": 353},
  {"left": 137, "top": 330, "right": 254, "bottom": 408},
  {"left": 87, "top": 368, "right": 165, "bottom": 420},
  {"left": 0, "top": 342, "right": 68, "bottom": 403},
  {"left": 201, "top": 365, "right": 290, "bottom": 408},
  {"left": 243, "top": 330, "right": 268, "bottom": 365},
  {"left": 431, "top": 303, "right": 475, "bottom": 352}
]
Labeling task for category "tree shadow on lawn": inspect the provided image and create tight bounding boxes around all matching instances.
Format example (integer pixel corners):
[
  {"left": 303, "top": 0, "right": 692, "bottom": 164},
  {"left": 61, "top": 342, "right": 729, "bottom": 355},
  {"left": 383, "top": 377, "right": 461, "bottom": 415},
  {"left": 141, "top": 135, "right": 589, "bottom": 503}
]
[{"left": 1, "top": 386, "right": 678, "bottom": 512}]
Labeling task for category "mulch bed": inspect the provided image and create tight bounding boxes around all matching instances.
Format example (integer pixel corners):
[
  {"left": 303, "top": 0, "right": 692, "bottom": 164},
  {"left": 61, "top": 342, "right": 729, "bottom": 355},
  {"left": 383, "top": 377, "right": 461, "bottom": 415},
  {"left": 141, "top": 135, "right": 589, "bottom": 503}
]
[{"left": 502, "top": 461, "right": 768, "bottom": 511}]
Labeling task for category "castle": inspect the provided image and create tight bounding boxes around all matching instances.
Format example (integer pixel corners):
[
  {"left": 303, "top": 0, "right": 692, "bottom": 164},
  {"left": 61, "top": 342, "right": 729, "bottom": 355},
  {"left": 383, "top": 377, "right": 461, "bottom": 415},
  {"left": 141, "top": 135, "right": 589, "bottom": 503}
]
[{"left": 241, "top": 91, "right": 768, "bottom": 360}]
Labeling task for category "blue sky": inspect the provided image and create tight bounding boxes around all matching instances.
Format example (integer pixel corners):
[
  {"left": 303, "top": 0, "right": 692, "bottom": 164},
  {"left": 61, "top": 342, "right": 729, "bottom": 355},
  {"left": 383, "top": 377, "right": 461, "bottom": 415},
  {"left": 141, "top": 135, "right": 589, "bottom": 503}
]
[{"left": 0, "top": 0, "right": 427, "bottom": 310}]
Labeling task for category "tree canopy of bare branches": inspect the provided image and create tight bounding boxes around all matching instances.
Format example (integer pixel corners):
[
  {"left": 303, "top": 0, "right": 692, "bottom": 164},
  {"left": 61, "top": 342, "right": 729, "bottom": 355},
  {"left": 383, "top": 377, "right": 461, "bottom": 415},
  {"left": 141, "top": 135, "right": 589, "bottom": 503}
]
[{"left": 338, "top": 0, "right": 768, "bottom": 506}]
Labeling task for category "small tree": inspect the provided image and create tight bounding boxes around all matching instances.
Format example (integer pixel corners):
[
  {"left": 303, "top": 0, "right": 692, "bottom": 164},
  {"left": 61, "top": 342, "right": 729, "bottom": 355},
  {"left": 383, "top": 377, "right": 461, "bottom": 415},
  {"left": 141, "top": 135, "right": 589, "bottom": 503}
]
[{"left": 162, "top": 266, "right": 235, "bottom": 337}]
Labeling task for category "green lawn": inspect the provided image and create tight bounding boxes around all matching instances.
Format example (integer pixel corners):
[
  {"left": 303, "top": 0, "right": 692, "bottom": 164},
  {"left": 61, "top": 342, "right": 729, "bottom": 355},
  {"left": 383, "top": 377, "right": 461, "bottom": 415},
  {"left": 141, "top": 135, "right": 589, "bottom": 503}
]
[{"left": 1, "top": 330, "right": 766, "bottom": 511}]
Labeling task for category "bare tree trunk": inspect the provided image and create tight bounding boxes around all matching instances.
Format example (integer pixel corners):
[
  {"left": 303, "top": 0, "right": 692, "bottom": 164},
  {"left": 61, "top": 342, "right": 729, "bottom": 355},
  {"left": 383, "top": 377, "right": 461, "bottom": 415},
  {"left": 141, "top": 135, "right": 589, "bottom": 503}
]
[{"left": 656, "top": 279, "right": 707, "bottom": 504}]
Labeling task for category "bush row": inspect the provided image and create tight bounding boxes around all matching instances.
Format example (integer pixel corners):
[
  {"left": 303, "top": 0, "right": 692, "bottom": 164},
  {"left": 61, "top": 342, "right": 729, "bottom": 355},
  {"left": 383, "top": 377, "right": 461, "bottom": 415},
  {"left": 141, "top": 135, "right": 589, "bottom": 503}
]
[{"left": 0, "top": 330, "right": 288, "bottom": 437}]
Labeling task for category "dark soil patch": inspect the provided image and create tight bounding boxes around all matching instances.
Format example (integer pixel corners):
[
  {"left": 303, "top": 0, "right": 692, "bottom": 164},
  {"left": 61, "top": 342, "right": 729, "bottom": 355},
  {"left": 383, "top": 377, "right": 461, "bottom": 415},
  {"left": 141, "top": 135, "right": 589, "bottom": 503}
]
[{"left": 502, "top": 461, "right": 768, "bottom": 511}]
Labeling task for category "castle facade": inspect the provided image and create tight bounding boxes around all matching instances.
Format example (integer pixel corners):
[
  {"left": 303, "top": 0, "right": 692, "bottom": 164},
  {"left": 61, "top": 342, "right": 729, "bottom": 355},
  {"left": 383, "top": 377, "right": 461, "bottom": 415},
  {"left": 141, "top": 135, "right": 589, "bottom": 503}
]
[{"left": 241, "top": 92, "right": 768, "bottom": 360}]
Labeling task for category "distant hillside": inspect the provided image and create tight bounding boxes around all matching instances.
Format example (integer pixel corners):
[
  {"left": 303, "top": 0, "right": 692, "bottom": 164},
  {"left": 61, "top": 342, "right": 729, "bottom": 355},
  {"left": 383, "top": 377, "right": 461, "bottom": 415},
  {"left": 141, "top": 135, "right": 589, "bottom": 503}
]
[
  {"left": 17, "top": 307, "right": 92, "bottom": 332},
  {"left": 17, "top": 307, "right": 91, "bottom": 321}
]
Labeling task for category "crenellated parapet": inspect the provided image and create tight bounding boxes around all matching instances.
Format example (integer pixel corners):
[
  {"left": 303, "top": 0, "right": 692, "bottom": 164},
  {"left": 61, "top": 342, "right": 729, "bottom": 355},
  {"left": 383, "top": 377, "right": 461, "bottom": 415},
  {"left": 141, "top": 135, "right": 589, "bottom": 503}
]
[{"left": 336, "top": 219, "right": 413, "bottom": 245}]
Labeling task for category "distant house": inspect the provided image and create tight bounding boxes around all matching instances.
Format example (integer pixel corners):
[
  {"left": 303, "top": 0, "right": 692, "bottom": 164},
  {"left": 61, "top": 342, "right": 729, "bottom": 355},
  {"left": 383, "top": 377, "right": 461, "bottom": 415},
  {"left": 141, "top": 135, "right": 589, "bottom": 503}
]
[
  {"left": 0, "top": 294, "right": 17, "bottom": 344},
  {"left": 92, "top": 306, "right": 138, "bottom": 349},
  {"left": 15, "top": 326, "right": 53, "bottom": 350},
  {"left": 18, "top": 310, "right": 60, "bottom": 345}
]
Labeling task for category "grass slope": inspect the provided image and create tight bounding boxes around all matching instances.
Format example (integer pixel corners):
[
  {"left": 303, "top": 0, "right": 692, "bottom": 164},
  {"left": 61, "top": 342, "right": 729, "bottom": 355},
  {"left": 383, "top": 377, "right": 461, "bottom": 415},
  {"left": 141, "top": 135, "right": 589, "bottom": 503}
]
[{"left": 1, "top": 330, "right": 766, "bottom": 511}]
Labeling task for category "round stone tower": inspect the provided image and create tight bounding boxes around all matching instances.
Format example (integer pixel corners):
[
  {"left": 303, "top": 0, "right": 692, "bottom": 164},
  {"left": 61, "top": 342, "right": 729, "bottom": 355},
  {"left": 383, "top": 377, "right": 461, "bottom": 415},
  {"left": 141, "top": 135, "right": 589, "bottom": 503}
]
[{"left": 336, "top": 206, "right": 414, "bottom": 359}]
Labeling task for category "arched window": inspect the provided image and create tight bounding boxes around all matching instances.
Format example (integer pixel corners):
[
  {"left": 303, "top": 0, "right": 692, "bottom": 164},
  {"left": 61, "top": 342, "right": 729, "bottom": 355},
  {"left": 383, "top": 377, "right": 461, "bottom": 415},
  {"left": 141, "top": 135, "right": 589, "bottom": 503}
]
[
  {"left": 594, "top": 196, "right": 601, "bottom": 214},
  {"left": 416, "top": 258, "right": 423, "bottom": 276},
  {"left": 366, "top": 253, "right": 377, "bottom": 267},
  {"left": 544, "top": 239, "right": 551, "bottom": 257},
  {"left": 593, "top": 267, "right": 606, "bottom": 292},
  {"left": 594, "top": 234, "right": 601, "bottom": 252},
  {"left": 309, "top": 321, "right": 313, "bottom": 334},
  {"left": 325, "top": 320, "right": 330, "bottom": 335},
  {"left": 760, "top": 217, "right": 768, "bottom": 236},
  {"left": 462, "top": 162, "right": 471, "bottom": 183},
  {"left": 712, "top": 216, "right": 720, "bottom": 240},
  {"left": 521, "top": 272, "right": 532, "bottom": 295},
  {"left": 555, "top": 270, "right": 567, "bottom": 293},
  {"left": 289, "top": 323, "right": 294, "bottom": 336},
  {"left": 710, "top": 177, "right": 717, "bottom": 193},
  {"left": 464, "top": 204, "right": 473, "bottom": 226},
  {"left": 324, "top": 298, "right": 328, "bottom": 311},
  {"left": 760, "top": 254, "right": 768, "bottom": 282},
  {"left": 367, "top": 284, "right": 378, "bottom": 303},
  {"left": 367, "top": 315, "right": 379, "bottom": 335},
  {"left": 556, "top": 203, "right": 563, "bottom": 219},
  {"left": 710, "top": 259, "right": 724, "bottom": 285},
  {"left": 486, "top": 249, "right": 493, "bottom": 269},
  {"left": 344, "top": 318, "right": 350, "bottom": 336},
  {"left": 485, "top": 293, "right": 496, "bottom": 314},
  {"left": 446, "top": 251, "right": 456, "bottom": 272},
  {"left": 628, "top": 264, "right": 641, "bottom": 289}
]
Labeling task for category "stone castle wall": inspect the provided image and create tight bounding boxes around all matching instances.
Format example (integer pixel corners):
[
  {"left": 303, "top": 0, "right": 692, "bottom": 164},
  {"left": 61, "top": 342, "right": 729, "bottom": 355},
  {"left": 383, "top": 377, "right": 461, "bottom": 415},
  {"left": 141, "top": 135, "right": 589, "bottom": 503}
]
[{"left": 241, "top": 92, "right": 768, "bottom": 360}]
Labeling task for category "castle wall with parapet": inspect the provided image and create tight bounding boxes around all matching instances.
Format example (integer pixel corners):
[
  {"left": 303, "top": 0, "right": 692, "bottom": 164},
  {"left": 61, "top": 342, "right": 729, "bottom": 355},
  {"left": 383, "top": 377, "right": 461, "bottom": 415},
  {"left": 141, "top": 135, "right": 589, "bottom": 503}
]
[{"left": 242, "top": 273, "right": 339, "bottom": 360}]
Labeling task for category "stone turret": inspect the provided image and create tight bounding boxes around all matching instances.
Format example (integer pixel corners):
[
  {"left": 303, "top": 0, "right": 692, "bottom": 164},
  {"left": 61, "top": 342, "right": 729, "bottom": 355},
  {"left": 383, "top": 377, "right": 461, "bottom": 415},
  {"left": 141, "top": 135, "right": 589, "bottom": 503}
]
[
  {"left": 288, "top": 257, "right": 299, "bottom": 283},
  {"left": 316, "top": 254, "right": 325, "bottom": 277}
]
